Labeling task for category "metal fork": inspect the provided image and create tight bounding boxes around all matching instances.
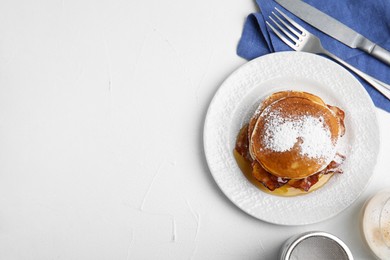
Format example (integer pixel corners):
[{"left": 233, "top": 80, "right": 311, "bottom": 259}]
[{"left": 266, "top": 8, "right": 390, "bottom": 100}]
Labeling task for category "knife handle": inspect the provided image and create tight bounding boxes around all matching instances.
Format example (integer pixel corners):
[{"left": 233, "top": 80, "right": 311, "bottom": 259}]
[{"left": 370, "top": 45, "right": 390, "bottom": 66}]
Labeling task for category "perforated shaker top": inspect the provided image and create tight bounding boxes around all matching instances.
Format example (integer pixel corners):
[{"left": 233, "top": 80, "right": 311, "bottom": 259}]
[{"left": 289, "top": 236, "right": 350, "bottom": 260}]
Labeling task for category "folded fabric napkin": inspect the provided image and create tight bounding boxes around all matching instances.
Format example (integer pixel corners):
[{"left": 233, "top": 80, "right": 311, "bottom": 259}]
[{"left": 237, "top": 0, "right": 390, "bottom": 112}]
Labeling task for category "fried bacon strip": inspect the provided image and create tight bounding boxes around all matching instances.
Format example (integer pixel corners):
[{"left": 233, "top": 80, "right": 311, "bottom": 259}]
[
  {"left": 289, "top": 174, "right": 320, "bottom": 192},
  {"left": 325, "top": 153, "right": 346, "bottom": 174},
  {"left": 252, "top": 161, "right": 289, "bottom": 191},
  {"left": 328, "top": 105, "right": 345, "bottom": 137},
  {"left": 289, "top": 154, "right": 346, "bottom": 191},
  {"left": 234, "top": 124, "right": 252, "bottom": 161}
]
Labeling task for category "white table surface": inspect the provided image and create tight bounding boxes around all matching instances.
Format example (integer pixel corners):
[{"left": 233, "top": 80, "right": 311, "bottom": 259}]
[{"left": 0, "top": 1, "right": 389, "bottom": 259}]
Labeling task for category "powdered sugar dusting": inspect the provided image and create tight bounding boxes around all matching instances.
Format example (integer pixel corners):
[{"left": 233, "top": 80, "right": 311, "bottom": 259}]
[{"left": 261, "top": 110, "right": 336, "bottom": 160}]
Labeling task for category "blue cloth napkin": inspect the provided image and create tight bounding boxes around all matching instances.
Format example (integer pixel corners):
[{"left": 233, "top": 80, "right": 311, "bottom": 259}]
[{"left": 237, "top": 0, "right": 390, "bottom": 112}]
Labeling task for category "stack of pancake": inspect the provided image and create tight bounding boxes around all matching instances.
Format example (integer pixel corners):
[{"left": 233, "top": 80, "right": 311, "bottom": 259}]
[{"left": 235, "top": 91, "right": 345, "bottom": 193}]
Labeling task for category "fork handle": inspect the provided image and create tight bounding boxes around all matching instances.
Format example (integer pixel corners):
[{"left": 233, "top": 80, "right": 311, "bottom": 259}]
[{"left": 322, "top": 50, "right": 390, "bottom": 100}]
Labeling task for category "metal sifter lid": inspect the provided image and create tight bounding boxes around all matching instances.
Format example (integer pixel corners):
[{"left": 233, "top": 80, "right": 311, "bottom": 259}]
[{"left": 279, "top": 231, "right": 354, "bottom": 260}]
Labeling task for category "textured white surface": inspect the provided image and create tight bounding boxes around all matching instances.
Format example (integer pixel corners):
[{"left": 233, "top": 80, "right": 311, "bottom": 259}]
[
  {"left": 204, "top": 52, "right": 379, "bottom": 225},
  {"left": 0, "top": 0, "right": 389, "bottom": 259}
]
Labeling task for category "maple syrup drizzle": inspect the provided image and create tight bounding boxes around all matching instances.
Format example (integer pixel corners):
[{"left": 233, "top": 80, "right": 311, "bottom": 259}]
[{"left": 233, "top": 150, "right": 334, "bottom": 196}]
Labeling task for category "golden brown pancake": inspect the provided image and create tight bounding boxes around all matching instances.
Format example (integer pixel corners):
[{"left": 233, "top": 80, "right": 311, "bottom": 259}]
[
  {"left": 247, "top": 91, "right": 325, "bottom": 136},
  {"left": 250, "top": 96, "right": 341, "bottom": 179},
  {"left": 247, "top": 91, "right": 327, "bottom": 160}
]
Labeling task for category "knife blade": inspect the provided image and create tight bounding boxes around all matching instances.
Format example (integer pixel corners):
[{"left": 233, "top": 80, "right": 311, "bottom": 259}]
[{"left": 275, "top": 0, "right": 390, "bottom": 66}]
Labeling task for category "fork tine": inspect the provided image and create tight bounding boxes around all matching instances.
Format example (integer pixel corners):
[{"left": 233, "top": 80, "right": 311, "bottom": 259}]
[
  {"left": 271, "top": 11, "right": 301, "bottom": 39},
  {"left": 266, "top": 21, "right": 297, "bottom": 50},
  {"left": 268, "top": 16, "right": 298, "bottom": 44},
  {"left": 275, "top": 7, "right": 308, "bottom": 35}
]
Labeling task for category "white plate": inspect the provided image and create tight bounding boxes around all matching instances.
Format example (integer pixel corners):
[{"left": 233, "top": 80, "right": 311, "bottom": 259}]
[{"left": 203, "top": 52, "right": 379, "bottom": 225}]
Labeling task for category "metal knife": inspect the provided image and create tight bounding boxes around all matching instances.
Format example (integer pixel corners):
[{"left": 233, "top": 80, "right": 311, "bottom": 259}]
[{"left": 275, "top": 0, "right": 390, "bottom": 66}]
